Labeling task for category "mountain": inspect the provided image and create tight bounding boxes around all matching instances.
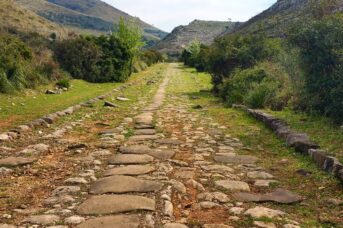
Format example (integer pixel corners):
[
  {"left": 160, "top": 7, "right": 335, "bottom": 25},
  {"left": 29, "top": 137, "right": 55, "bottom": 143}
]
[
  {"left": 230, "top": 0, "right": 343, "bottom": 36},
  {"left": 0, "top": 0, "right": 67, "bottom": 38},
  {"left": 15, "top": 0, "right": 167, "bottom": 44},
  {"left": 154, "top": 20, "right": 240, "bottom": 58}
]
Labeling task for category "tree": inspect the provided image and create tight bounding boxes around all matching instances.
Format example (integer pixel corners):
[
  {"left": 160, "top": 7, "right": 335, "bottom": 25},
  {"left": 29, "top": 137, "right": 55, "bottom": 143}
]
[{"left": 115, "top": 17, "right": 144, "bottom": 75}]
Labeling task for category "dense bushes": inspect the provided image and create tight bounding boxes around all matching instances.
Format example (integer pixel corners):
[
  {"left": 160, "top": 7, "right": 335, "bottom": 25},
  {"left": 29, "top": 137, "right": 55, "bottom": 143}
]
[
  {"left": 54, "top": 18, "right": 161, "bottom": 83},
  {"left": 182, "top": 12, "right": 343, "bottom": 123},
  {"left": 289, "top": 14, "right": 343, "bottom": 123},
  {"left": 0, "top": 33, "right": 65, "bottom": 93}
]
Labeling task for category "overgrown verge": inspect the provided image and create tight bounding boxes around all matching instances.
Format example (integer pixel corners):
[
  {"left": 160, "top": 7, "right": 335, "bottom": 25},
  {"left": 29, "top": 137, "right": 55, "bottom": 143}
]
[
  {"left": 181, "top": 4, "right": 343, "bottom": 124},
  {"left": 0, "top": 18, "right": 164, "bottom": 93}
]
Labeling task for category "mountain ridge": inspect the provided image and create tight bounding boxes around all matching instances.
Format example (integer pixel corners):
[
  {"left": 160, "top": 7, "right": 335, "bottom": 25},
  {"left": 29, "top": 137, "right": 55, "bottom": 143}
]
[
  {"left": 15, "top": 0, "right": 167, "bottom": 44},
  {"left": 154, "top": 19, "right": 240, "bottom": 58}
]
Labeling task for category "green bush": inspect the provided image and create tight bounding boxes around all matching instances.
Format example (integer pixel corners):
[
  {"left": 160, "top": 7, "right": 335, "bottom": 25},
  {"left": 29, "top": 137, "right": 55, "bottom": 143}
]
[
  {"left": 54, "top": 18, "right": 144, "bottom": 83},
  {"left": 0, "top": 33, "right": 32, "bottom": 93},
  {"left": 289, "top": 14, "right": 343, "bottom": 123},
  {"left": 56, "top": 78, "right": 70, "bottom": 89},
  {"left": 219, "top": 61, "right": 291, "bottom": 110}
]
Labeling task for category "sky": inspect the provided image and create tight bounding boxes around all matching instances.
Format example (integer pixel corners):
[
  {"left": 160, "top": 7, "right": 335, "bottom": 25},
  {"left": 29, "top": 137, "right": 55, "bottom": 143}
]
[{"left": 103, "top": 0, "right": 277, "bottom": 32}]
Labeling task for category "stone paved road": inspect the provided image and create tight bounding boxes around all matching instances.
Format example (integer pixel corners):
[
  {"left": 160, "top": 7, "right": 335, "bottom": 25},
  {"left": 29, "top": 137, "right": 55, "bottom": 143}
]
[{"left": 0, "top": 63, "right": 321, "bottom": 227}]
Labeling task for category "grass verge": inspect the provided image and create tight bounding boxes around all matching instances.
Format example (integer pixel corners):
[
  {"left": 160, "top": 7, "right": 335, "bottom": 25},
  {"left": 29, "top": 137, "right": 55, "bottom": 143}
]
[{"left": 166, "top": 64, "right": 343, "bottom": 227}]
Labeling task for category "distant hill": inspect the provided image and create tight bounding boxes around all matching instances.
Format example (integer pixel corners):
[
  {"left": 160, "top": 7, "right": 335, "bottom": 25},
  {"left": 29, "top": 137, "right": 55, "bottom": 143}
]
[
  {"left": 154, "top": 20, "right": 240, "bottom": 58},
  {"left": 230, "top": 0, "right": 343, "bottom": 36},
  {"left": 15, "top": 0, "right": 167, "bottom": 44},
  {"left": 0, "top": 0, "right": 67, "bottom": 38}
]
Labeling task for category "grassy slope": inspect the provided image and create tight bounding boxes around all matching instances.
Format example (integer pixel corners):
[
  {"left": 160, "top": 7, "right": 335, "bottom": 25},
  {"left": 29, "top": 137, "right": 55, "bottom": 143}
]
[
  {"left": 267, "top": 109, "right": 343, "bottom": 163},
  {"left": 166, "top": 64, "right": 342, "bottom": 227},
  {"left": 0, "top": 80, "right": 116, "bottom": 131},
  {"left": 0, "top": 0, "right": 67, "bottom": 38},
  {"left": 0, "top": 64, "right": 165, "bottom": 131}
]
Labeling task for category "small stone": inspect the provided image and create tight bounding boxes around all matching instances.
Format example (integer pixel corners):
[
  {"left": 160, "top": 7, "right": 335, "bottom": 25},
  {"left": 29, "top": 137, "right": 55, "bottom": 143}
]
[
  {"left": 0, "top": 224, "right": 16, "bottom": 228},
  {"left": 52, "top": 186, "right": 81, "bottom": 196},
  {"left": 163, "top": 223, "right": 188, "bottom": 228},
  {"left": 169, "top": 180, "right": 186, "bottom": 194},
  {"left": 212, "top": 192, "right": 230, "bottom": 203},
  {"left": 0, "top": 157, "right": 36, "bottom": 167},
  {"left": 186, "top": 179, "right": 205, "bottom": 191},
  {"left": 204, "top": 225, "right": 233, "bottom": 228},
  {"left": 215, "top": 180, "right": 250, "bottom": 192},
  {"left": 247, "top": 171, "right": 274, "bottom": 179},
  {"left": 65, "top": 177, "right": 88, "bottom": 184},
  {"left": 164, "top": 201, "right": 173, "bottom": 217},
  {"left": 253, "top": 221, "right": 277, "bottom": 228},
  {"left": 244, "top": 206, "right": 285, "bottom": 218},
  {"left": 104, "top": 101, "right": 119, "bottom": 108},
  {"left": 65, "top": 216, "right": 85, "bottom": 224},
  {"left": 254, "top": 180, "right": 278, "bottom": 187},
  {"left": 24, "top": 215, "right": 60, "bottom": 225},
  {"left": 283, "top": 224, "right": 300, "bottom": 228},
  {"left": 200, "top": 201, "right": 219, "bottom": 209},
  {"left": 229, "top": 207, "right": 244, "bottom": 215}
]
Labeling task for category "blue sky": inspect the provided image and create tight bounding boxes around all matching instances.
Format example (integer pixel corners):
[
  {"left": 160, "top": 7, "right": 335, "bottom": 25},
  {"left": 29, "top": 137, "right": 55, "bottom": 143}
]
[{"left": 103, "top": 0, "right": 276, "bottom": 32}]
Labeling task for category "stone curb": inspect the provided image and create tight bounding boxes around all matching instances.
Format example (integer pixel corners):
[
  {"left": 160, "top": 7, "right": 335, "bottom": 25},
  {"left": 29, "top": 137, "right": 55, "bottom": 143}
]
[
  {"left": 0, "top": 86, "right": 126, "bottom": 143},
  {"left": 233, "top": 104, "right": 343, "bottom": 183}
]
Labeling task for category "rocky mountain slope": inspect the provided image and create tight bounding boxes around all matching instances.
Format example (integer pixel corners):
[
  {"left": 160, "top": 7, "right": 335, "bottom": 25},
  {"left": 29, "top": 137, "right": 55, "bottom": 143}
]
[
  {"left": 154, "top": 20, "right": 240, "bottom": 57},
  {"left": 0, "top": 0, "right": 67, "bottom": 38},
  {"left": 231, "top": 0, "right": 343, "bottom": 36},
  {"left": 15, "top": 0, "right": 167, "bottom": 44}
]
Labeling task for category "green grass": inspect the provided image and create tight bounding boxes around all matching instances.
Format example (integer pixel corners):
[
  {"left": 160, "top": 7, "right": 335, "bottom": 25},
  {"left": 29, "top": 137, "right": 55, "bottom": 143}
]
[
  {"left": 267, "top": 109, "right": 343, "bottom": 162},
  {"left": 0, "top": 64, "right": 167, "bottom": 132},
  {"left": 166, "top": 64, "right": 343, "bottom": 228},
  {"left": 0, "top": 79, "right": 118, "bottom": 131}
]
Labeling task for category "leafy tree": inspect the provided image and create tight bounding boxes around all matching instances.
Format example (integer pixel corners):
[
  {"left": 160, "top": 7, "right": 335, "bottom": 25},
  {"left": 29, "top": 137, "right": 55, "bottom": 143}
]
[{"left": 115, "top": 17, "right": 144, "bottom": 76}]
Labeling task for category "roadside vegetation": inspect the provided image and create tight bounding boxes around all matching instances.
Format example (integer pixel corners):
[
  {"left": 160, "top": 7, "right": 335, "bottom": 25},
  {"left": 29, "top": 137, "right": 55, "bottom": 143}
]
[
  {"left": 0, "top": 18, "right": 163, "bottom": 94},
  {"left": 166, "top": 64, "right": 343, "bottom": 227},
  {"left": 181, "top": 2, "right": 343, "bottom": 124}
]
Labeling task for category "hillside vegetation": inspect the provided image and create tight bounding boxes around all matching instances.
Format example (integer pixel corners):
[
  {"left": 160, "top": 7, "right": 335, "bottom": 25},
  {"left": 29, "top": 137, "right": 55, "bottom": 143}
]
[
  {"left": 154, "top": 20, "right": 240, "bottom": 58},
  {"left": 230, "top": 0, "right": 343, "bottom": 36},
  {"left": 0, "top": 0, "right": 67, "bottom": 38},
  {"left": 182, "top": 1, "right": 343, "bottom": 124},
  {"left": 15, "top": 0, "right": 167, "bottom": 45}
]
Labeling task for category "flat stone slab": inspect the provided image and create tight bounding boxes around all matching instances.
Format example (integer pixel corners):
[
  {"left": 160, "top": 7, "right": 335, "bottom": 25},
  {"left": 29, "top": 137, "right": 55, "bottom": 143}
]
[
  {"left": 149, "top": 149, "right": 175, "bottom": 160},
  {"left": 156, "top": 139, "right": 182, "bottom": 145},
  {"left": 215, "top": 180, "right": 250, "bottom": 192},
  {"left": 108, "top": 154, "right": 154, "bottom": 165},
  {"left": 104, "top": 165, "right": 155, "bottom": 176},
  {"left": 23, "top": 215, "right": 60, "bottom": 225},
  {"left": 134, "top": 113, "right": 153, "bottom": 125},
  {"left": 247, "top": 171, "right": 274, "bottom": 179},
  {"left": 233, "top": 189, "right": 302, "bottom": 204},
  {"left": 129, "top": 135, "right": 159, "bottom": 141},
  {"left": 120, "top": 145, "right": 152, "bottom": 154},
  {"left": 214, "top": 155, "right": 258, "bottom": 164},
  {"left": 134, "top": 129, "right": 156, "bottom": 135},
  {"left": 164, "top": 223, "right": 189, "bottom": 228},
  {"left": 135, "top": 124, "right": 154, "bottom": 129},
  {"left": 119, "top": 146, "right": 175, "bottom": 160},
  {"left": 0, "top": 157, "right": 36, "bottom": 167},
  {"left": 174, "top": 169, "right": 195, "bottom": 179},
  {"left": 77, "top": 215, "right": 140, "bottom": 228},
  {"left": 201, "top": 164, "right": 234, "bottom": 173},
  {"left": 89, "top": 175, "right": 162, "bottom": 194},
  {"left": 77, "top": 195, "right": 155, "bottom": 215},
  {"left": 244, "top": 206, "right": 285, "bottom": 218}
]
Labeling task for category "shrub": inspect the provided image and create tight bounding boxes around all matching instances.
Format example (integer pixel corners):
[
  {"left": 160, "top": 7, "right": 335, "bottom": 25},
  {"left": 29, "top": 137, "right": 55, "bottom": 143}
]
[
  {"left": 289, "top": 14, "right": 343, "bottom": 123},
  {"left": 220, "top": 62, "right": 291, "bottom": 110},
  {"left": 56, "top": 78, "right": 70, "bottom": 89},
  {"left": 54, "top": 37, "right": 102, "bottom": 83}
]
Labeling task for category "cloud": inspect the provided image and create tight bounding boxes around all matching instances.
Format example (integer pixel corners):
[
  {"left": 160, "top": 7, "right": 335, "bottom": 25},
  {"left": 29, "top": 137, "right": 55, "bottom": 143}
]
[{"left": 103, "top": 0, "right": 276, "bottom": 32}]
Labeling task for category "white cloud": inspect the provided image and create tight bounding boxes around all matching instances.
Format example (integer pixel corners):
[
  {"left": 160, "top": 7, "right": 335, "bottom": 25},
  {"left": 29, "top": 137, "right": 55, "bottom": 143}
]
[{"left": 103, "top": 0, "right": 276, "bottom": 32}]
